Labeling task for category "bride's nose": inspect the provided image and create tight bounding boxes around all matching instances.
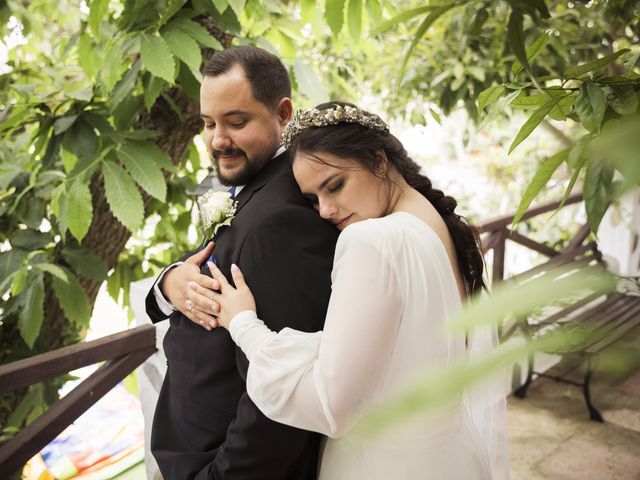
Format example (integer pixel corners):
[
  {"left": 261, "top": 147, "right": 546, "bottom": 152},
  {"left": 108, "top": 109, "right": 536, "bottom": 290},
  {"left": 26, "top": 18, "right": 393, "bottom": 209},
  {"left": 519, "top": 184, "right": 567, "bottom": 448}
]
[{"left": 318, "top": 198, "right": 336, "bottom": 220}]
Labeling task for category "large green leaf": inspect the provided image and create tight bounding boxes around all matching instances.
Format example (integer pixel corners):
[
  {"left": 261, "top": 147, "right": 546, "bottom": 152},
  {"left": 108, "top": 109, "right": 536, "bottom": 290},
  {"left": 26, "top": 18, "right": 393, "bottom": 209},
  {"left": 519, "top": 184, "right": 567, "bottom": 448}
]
[
  {"left": 161, "top": 26, "right": 202, "bottom": 81},
  {"left": 371, "top": 5, "right": 433, "bottom": 35},
  {"left": 584, "top": 158, "right": 613, "bottom": 234},
  {"left": 477, "top": 85, "right": 505, "bottom": 112},
  {"left": 144, "top": 75, "right": 164, "bottom": 110},
  {"left": 18, "top": 274, "right": 45, "bottom": 348},
  {"left": 119, "top": 139, "right": 174, "bottom": 173},
  {"left": 401, "top": 4, "right": 456, "bottom": 75},
  {"left": 158, "top": 0, "right": 187, "bottom": 26},
  {"left": 102, "top": 160, "right": 144, "bottom": 232},
  {"left": 61, "top": 246, "right": 108, "bottom": 281},
  {"left": 11, "top": 267, "right": 28, "bottom": 296},
  {"left": 101, "top": 39, "right": 125, "bottom": 91},
  {"left": 512, "top": 149, "right": 569, "bottom": 225},
  {"left": 293, "top": 60, "right": 329, "bottom": 105},
  {"left": 117, "top": 142, "right": 167, "bottom": 202},
  {"left": 325, "top": 0, "right": 346, "bottom": 36},
  {"left": 212, "top": 0, "right": 228, "bottom": 14},
  {"left": 507, "top": 8, "right": 528, "bottom": 73},
  {"left": 67, "top": 178, "right": 93, "bottom": 242},
  {"left": 227, "top": 0, "right": 246, "bottom": 17},
  {"left": 565, "top": 49, "right": 630, "bottom": 78},
  {"left": 575, "top": 82, "right": 606, "bottom": 133},
  {"left": 172, "top": 17, "right": 223, "bottom": 50},
  {"left": 509, "top": 94, "right": 563, "bottom": 153},
  {"left": 111, "top": 59, "right": 142, "bottom": 111},
  {"left": 34, "top": 263, "right": 69, "bottom": 283},
  {"left": 88, "top": 0, "right": 109, "bottom": 36},
  {"left": 140, "top": 33, "right": 176, "bottom": 84},
  {"left": 347, "top": 0, "right": 362, "bottom": 41},
  {"left": 51, "top": 268, "right": 92, "bottom": 327},
  {"left": 608, "top": 86, "right": 639, "bottom": 116},
  {"left": 512, "top": 33, "right": 550, "bottom": 75},
  {"left": 559, "top": 137, "right": 591, "bottom": 208}
]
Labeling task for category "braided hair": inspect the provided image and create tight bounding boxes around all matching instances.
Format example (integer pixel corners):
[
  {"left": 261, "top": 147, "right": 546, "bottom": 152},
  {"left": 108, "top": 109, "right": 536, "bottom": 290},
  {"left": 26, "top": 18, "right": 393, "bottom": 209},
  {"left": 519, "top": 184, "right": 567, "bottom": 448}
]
[{"left": 288, "top": 101, "right": 486, "bottom": 296}]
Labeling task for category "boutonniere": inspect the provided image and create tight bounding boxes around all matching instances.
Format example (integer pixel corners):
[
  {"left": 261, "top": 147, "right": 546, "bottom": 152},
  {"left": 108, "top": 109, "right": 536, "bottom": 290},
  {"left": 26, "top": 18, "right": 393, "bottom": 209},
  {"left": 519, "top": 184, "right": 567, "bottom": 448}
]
[{"left": 198, "top": 189, "right": 238, "bottom": 235}]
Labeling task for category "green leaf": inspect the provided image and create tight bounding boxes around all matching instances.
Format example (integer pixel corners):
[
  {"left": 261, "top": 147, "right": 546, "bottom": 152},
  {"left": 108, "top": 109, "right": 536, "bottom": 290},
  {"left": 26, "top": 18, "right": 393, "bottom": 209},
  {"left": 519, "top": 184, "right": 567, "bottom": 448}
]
[
  {"left": 111, "top": 58, "right": 143, "bottom": 111},
  {"left": 347, "top": 0, "right": 362, "bottom": 42},
  {"left": 53, "top": 115, "right": 79, "bottom": 135},
  {"left": 61, "top": 246, "right": 108, "bottom": 281},
  {"left": 212, "top": 0, "right": 228, "bottom": 14},
  {"left": 78, "top": 33, "right": 99, "bottom": 78},
  {"left": 608, "top": 86, "right": 638, "bottom": 116},
  {"left": 366, "top": 0, "right": 381, "bottom": 25},
  {"left": 509, "top": 95, "right": 563, "bottom": 153},
  {"left": 102, "top": 160, "right": 144, "bottom": 232},
  {"left": 140, "top": 32, "right": 176, "bottom": 83},
  {"left": 507, "top": 8, "right": 528, "bottom": 72},
  {"left": 173, "top": 18, "right": 223, "bottom": 50},
  {"left": 371, "top": 5, "right": 433, "bottom": 35},
  {"left": 293, "top": 60, "right": 329, "bottom": 106},
  {"left": 161, "top": 26, "right": 202, "bottom": 81},
  {"left": 584, "top": 159, "right": 613, "bottom": 234},
  {"left": 477, "top": 85, "right": 505, "bottom": 112},
  {"left": 11, "top": 267, "right": 28, "bottom": 296},
  {"left": 119, "top": 139, "right": 174, "bottom": 173},
  {"left": 325, "top": 0, "right": 346, "bottom": 36},
  {"left": 564, "top": 49, "right": 630, "bottom": 78},
  {"left": 512, "top": 33, "right": 550, "bottom": 75},
  {"left": 576, "top": 82, "right": 606, "bottom": 133},
  {"left": 301, "top": 0, "right": 316, "bottom": 23},
  {"left": 478, "top": 89, "right": 521, "bottom": 129},
  {"left": 512, "top": 149, "right": 569, "bottom": 225},
  {"left": 548, "top": 91, "right": 577, "bottom": 121},
  {"left": 51, "top": 268, "right": 92, "bottom": 326},
  {"left": 158, "top": 0, "right": 187, "bottom": 26},
  {"left": 401, "top": 5, "right": 455, "bottom": 76},
  {"left": 34, "top": 263, "right": 69, "bottom": 282},
  {"left": 118, "top": 142, "right": 167, "bottom": 201},
  {"left": 227, "top": 0, "right": 246, "bottom": 17},
  {"left": 88, "top": 0, "right": 109, "bottom": 36},
  {"left": 144, "top": 75, "right": 164, "bottom": 109},
  {"left": 18, "top": 275, "right": 44, "bottom": 348},
  {"left": 560, "top": 138, "right": 591, "bottom": 208},
  {"left": 101, "top": 40, "right": 125, "bottom": 91},
  {"left": 67, "top": 179, "right": 93, "bottom": 242}
]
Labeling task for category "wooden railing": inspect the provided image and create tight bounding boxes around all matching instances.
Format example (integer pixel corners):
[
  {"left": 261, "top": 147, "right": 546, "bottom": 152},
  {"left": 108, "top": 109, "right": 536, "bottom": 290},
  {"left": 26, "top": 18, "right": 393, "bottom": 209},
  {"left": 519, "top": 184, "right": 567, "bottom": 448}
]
[
  {"left": 0, "top": 324, "right": 156, "bottom": 477},
  {"left": 477, "top": 192, "right": 586, "bottom": 284}
]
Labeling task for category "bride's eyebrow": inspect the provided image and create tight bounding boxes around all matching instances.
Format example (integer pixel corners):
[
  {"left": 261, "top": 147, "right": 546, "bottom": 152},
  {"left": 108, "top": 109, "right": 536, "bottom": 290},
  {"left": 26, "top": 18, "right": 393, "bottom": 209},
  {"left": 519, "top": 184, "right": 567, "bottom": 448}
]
[{"left": 317, "top": 173, "right": 339, "bottom": 191}]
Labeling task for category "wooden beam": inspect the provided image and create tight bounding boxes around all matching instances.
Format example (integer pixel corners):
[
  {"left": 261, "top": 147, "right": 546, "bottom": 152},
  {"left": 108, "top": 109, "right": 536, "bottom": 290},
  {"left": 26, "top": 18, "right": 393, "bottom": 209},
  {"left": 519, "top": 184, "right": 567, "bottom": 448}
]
[
  {"left": 0, "top": 325, "right": 156, "bottom": 395},
  {"left": 492, "top": 228, "right": 507, "bottom": 284},
  {"left": 0, "top": 347, "right": 155, "bottom": 477},
  {"left": 508, "top": 231, "right": 560, "bottom": 257},
  {"left": 477, "top": 192, "right": 583, "bottom": 234}
]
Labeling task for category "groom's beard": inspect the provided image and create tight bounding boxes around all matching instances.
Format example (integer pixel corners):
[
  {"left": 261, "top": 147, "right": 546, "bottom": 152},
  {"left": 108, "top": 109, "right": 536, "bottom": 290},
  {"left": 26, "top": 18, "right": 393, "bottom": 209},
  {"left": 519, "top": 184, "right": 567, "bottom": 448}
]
[{"left": 213, "top": 148, "right": 260, "bottom": 186}]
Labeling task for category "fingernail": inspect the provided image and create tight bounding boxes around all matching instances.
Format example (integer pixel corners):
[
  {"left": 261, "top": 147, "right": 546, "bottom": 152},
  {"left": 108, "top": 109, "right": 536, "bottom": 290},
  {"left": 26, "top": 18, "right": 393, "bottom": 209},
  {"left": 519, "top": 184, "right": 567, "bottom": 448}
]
[
  {"left": 231, "top": 263, "right": 239, "bottom": 272},
  {"left": 207, "top": 261, "right": 215, "bottom": 270},
  {"left": 186, "top": 299, "right": 193, "bottom": 307}
]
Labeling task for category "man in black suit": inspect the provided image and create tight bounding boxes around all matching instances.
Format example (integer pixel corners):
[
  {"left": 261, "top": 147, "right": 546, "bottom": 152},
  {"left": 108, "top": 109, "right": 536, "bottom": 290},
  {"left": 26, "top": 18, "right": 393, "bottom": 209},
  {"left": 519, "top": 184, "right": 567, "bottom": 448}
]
[{"left": 145, "top": 46, "right": 338, "bottom": 479}]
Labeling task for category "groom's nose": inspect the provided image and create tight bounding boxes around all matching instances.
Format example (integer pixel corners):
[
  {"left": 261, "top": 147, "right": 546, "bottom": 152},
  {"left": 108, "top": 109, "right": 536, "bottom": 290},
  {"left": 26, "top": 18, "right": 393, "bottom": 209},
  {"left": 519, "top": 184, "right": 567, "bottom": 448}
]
[{"left": 211, "top": 127, "right": 232, "bottom": 150}]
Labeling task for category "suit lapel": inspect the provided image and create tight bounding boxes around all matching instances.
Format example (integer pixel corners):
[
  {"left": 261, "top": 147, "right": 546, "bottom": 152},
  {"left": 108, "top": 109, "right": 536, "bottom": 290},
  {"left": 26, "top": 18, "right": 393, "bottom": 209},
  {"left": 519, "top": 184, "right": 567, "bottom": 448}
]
[{"left": 212, "top": 151, "right": 290, "bottom": 243}]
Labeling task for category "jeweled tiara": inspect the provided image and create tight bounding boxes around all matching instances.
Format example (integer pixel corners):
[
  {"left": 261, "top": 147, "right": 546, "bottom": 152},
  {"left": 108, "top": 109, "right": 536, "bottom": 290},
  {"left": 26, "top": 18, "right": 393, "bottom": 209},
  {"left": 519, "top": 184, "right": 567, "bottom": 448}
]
[{"left": 282, "top": 104, "right": 389, "bottom": 149}]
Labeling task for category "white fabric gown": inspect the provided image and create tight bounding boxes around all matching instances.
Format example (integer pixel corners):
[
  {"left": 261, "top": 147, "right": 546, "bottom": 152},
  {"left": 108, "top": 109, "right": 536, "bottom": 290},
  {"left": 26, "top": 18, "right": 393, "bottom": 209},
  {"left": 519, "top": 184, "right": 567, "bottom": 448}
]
[{"left": 229, "top": 212, "right": 494, "bottom": 479}]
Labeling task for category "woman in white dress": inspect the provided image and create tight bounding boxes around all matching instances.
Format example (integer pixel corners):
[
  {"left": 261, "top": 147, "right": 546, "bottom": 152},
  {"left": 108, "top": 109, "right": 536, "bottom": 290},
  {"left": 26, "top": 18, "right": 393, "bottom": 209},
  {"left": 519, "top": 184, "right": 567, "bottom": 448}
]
[{"left": 208, "top": 102, "right": 506, "bottom": 479}]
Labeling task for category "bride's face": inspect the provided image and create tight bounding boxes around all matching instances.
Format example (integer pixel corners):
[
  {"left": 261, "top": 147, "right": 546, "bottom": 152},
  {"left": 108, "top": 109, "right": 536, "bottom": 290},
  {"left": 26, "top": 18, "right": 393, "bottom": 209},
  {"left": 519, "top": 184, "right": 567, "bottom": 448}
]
[{"left": 292, "top": 151, "right": 389, "bottom": 230}]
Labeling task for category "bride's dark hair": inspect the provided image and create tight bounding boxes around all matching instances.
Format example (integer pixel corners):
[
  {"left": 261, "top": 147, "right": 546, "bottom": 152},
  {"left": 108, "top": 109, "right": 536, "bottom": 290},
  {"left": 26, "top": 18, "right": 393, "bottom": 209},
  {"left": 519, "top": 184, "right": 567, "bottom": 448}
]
[{"left": 288, "top": 101, "right": 486, "bottom": 295}]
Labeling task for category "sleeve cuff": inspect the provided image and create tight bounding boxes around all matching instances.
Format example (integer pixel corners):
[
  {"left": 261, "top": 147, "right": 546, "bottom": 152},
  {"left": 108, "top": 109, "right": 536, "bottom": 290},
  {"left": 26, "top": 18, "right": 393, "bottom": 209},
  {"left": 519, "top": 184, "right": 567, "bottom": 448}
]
[
  {"left": 152, "top": 262, "right": 184, "bottom": 317},
  {"left": 229, "top": 310, "right": 277, "bottom": 362}
]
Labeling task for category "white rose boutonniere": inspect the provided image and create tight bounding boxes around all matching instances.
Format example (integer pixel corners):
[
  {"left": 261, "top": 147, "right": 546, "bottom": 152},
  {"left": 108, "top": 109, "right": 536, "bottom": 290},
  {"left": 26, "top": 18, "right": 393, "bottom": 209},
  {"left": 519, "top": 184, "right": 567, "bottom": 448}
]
[{"left": 198, "top": 189, "right": 238, "bottom": 236}]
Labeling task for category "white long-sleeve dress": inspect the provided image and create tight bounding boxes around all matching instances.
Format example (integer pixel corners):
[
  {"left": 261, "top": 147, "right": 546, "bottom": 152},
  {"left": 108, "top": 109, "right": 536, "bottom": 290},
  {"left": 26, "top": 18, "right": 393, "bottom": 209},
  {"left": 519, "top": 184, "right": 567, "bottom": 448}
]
[{"left": 229, "top": 212, "right": 494, "bottom": 479}]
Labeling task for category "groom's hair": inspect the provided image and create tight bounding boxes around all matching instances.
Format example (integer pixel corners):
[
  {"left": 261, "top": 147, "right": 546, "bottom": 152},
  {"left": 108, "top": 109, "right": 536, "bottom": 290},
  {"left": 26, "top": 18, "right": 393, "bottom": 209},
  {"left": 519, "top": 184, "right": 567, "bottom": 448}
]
[{"left": 203, "top": 46, "right": 291, "bottom": 111}]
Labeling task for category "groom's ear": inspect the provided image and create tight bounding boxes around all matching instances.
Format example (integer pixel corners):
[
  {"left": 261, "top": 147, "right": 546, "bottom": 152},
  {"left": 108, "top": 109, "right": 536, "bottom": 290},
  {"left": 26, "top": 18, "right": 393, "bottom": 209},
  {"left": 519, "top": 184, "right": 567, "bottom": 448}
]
[{"left": 274, "top": 97, "right": 293, "bottom": 126}]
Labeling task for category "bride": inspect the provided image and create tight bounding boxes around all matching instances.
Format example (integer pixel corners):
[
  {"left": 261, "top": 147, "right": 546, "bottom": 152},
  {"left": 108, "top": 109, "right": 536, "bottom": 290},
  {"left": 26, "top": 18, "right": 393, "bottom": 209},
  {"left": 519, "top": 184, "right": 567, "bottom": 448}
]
[{"left": 208, "top": 102, "right": 507, "bottom": 479}]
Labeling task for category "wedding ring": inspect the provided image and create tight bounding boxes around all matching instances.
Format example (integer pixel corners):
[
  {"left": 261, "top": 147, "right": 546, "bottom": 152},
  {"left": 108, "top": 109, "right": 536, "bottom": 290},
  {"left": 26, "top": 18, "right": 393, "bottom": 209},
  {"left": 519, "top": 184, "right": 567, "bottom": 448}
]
[
  {"left": 187, "top": 303, "right": 193, "bottom": 313},
  {"left": 200, "top": 320, "right": 205, "bottom": 326}
]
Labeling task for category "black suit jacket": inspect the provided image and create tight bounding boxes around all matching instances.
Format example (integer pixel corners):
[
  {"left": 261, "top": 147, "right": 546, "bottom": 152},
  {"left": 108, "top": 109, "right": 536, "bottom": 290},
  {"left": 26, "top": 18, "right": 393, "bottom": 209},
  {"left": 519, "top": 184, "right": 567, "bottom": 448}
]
[{"left": 146, "top": 152, "right": 339, "bottom": 480}]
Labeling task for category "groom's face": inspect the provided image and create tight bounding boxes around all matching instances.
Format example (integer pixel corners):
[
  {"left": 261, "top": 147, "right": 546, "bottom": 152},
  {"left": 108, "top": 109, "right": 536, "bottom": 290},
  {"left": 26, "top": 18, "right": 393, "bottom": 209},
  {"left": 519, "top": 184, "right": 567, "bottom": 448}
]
[{"left": 200, "top": 65, "right": 290, "bottom": 186}]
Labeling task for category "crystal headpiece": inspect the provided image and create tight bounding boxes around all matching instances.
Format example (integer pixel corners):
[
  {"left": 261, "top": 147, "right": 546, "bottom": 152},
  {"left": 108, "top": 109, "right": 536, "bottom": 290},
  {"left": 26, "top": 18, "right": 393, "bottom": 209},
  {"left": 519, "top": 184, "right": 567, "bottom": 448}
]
[{"left": 282, "top": 104, "right": 390, "bottom": 149}]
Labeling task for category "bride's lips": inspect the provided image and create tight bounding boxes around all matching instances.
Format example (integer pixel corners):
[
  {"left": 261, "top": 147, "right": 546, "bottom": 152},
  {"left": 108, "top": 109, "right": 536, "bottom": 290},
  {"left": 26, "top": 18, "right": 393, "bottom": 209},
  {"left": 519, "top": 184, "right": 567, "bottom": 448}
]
[{"left": 334, "top": 214, "right": 352, "bottom": 229}]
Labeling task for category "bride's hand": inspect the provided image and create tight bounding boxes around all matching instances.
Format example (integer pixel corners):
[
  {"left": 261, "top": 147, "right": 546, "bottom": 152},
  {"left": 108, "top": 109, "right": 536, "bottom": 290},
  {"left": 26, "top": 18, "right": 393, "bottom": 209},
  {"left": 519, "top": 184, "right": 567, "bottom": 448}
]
[{"left": 207, "top": 262, "right": 256, "bottom": 330}]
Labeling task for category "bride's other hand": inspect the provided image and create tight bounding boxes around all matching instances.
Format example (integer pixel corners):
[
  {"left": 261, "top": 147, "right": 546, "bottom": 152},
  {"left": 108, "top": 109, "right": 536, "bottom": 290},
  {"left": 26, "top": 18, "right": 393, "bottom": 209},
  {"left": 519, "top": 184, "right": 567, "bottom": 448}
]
[{"left": 207, "top": 262, "right": 256, "bottom": 330}]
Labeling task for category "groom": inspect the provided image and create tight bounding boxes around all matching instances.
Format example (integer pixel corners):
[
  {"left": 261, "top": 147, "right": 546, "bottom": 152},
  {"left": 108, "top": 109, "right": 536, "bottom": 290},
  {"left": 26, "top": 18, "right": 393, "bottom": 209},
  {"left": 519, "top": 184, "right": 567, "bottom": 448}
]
[{"left": 145, "top": 46, "right": 338, "bottom": 479}]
